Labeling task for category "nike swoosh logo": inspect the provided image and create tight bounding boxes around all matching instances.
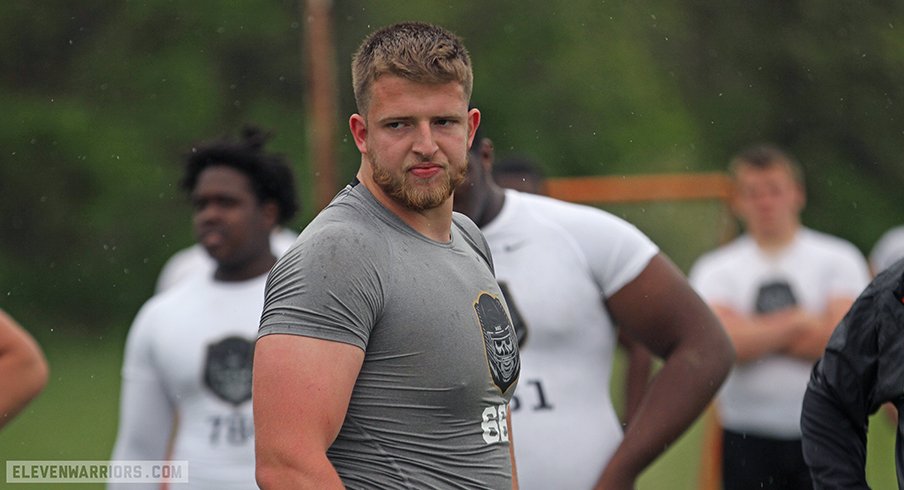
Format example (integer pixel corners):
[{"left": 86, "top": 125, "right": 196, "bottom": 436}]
[{"left": 502, "top": 241, "right": 528, "bottom": 253}]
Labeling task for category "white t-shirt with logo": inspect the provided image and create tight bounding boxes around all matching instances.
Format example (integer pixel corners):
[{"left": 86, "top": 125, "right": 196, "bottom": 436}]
[
  {"left": 690, "top": 229, "right": 870, "bottom": 438},
  {"left": 481, "top": 190, "right": 658, "bottom": 490},
  {"left": 110, "top": 274, "right": 266, "bottom": 489}
]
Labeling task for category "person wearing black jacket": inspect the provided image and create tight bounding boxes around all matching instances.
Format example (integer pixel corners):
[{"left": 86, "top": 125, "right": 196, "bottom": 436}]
[{"left": 801, "top": 257, "right": 904, "bottom": 488}]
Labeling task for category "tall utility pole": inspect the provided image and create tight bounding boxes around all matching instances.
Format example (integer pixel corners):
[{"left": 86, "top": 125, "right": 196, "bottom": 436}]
[{"left": 302, "top": 0, "right": 339, "bottom": 211}]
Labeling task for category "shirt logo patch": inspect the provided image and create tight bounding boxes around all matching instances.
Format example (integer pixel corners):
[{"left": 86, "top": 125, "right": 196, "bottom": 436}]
[
  {"left": 474, "top": 292, "right": 520, "bottom": 393},
  {"left": 501, "top": 240, "right": 528, "bottom": 253},
  {"left": 755, "top": 280, "right": 798, "bottom": 314},
  {"left": 204, "top": 336, "right": 254, "bottom": 406}
]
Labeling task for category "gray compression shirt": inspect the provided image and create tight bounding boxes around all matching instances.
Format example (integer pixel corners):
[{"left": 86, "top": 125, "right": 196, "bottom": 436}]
[{"left": 259, "top": 182, "right": 520, "bottom": 489}]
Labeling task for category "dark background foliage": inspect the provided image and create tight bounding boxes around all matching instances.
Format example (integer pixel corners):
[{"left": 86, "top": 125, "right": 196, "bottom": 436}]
[{"left": 2, "top": 0, "right": 902, "bottom": 340}]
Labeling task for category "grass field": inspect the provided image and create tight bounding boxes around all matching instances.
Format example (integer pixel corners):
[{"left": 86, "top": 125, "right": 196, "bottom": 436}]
[
  {"left": 1, "top": 333, "right": 123, "bottom": 489},
  {"left": 1, "top": 332, "right": 897, "bottom": 489}
]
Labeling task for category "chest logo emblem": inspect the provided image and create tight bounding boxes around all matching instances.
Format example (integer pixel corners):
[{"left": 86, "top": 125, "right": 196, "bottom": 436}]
[
  {"left": 474, "top": 292, "right": 520, "bottom": 393},
  {"left": 204, "top": 336, "right": 254, "bottom": 406}
]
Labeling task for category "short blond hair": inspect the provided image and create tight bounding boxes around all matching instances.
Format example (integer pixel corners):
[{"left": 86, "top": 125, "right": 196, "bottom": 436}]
[{"left": 351, "top": 22, "right": 473, "bottom": 114}]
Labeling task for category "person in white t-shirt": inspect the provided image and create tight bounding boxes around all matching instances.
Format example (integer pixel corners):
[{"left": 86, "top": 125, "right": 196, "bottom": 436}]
[
  {"left": 869, "top": 224, "right": 904, "bottom": 276},
  {"left": 110, "top": 127, "right": 299, "bottom": 490},
  {"left": 453, "top": 134, "right": 735, "bottom": 490},
  {"left": 689, "top": 144, "right": 870, "bottom": 490}
]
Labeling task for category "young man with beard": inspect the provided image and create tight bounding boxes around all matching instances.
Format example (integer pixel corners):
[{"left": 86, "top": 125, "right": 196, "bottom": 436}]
[
  {"left": 110, "top": 128, "right": 298, "bottom": 489},
  {"left": 253, "top": 22, "right": 520, "bottom": 489},
  {"left": 689, "top": 145, "right": 870, "bottom": 490},
  {"left": 453, "top": 135, "right": 735, "bottom": 490}
]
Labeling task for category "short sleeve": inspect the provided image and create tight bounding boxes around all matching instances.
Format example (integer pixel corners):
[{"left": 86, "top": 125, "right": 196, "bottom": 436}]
[
  {"left": 573, "top": 211, "right": 658, "bottom": 298},
  {"left": 258, "top": 222, "right": 385, "bottom": 351}
]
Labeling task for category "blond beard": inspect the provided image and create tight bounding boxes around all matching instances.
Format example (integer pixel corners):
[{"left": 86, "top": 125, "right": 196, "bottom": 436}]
[{"left": 370, "top": 154, "right": 467, "bottom": 211}]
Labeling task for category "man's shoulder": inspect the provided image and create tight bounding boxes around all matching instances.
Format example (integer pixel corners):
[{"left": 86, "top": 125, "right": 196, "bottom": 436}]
[
  {"left": 799, "top": 228, "right": 864, "bottom": 259},
  {"left": 452, "top": 211, "right": 483, "bottom": 240},
  {"left": 302, "top": 206, "right": 387, "bottom": 246},
  {"left": 514, "top": 190, "right": 629, "bottom": 234},
  {"left": 144, "top": 275, "right": 208, "bottom": 312},
  {"left": 162, "top": 243, "right": 208, "bottom": 268},
  {"left": 130, "top": 277, "right": 206, "bottom": 339},
  {"left": 303, "top": 189, "right": 381, "bottom": 235},
  {"left": 690, "top": 237, "right": 753, "bottom": 276},
  {"left": 283, "top": 199, "right": 394, "bottom": 272},
  {"left": 518, "top": 190, "right": 601, "bottom": 217},
  {"left": 155, "top": 243, "right": 212, "bottom": 293}
]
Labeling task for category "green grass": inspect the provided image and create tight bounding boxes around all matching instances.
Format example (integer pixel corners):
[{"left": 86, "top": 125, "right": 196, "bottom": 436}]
[{"left": 1, "top": 334, "right": 123, "bottom": 489}]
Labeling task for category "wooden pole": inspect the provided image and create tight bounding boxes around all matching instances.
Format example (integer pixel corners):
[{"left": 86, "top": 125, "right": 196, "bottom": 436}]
[{"left": 302, "top": 0, "right": 339, "bottom": 211}]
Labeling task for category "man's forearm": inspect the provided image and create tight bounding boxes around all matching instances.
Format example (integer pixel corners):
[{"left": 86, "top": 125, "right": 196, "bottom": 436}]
[
  {"left": 597, "top": 334, "right": 732, "bottom": 488},
  {"left": 716, "top": 308, "right": 796, "bottom": 362}
]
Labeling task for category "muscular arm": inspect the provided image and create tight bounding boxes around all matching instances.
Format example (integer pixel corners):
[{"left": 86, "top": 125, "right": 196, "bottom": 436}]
[
  {"left": 253, "top": 334, "right": 364, "bottom": 490},
  {"left": 595, "top": 254, "right": 734, "bottom": 489},
  {"left": 617, "top": 332, "right": 652, "bottom": 425},
  {"left": 0, "top": 309, "right": 49, "bottom": 430}
]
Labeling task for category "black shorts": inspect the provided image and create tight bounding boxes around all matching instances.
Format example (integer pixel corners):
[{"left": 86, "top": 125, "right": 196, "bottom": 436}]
[{"left": 722, "top": 428, "right": 813, "bottom": 490}]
